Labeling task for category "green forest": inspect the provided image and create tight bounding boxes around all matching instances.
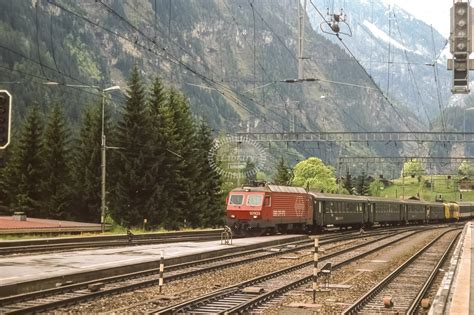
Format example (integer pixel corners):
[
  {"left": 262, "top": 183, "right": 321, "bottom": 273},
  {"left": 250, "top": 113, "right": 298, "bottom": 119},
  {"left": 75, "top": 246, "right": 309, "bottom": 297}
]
[{"left": 0, "top": 67, "right": 223, "bottom": 229}]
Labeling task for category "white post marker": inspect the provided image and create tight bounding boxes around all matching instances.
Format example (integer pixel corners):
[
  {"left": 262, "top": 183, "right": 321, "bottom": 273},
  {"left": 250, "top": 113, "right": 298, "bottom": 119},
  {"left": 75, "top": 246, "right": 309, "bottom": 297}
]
[
  {"left": 159, "top": 250, "right": 164, "bottom": 293},
  {"left": 313, "top": 238, "right": 319, "bottom": 303}
]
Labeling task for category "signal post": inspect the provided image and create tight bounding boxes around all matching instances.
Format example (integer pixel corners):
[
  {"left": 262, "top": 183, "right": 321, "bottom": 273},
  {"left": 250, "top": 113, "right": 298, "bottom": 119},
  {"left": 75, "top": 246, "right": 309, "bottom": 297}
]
[
  {"left": 448, "top": 0, "right": 474, "bottom": 94},
  {"left": 0, "top": 90, "right": 12, "bottom": 150}
]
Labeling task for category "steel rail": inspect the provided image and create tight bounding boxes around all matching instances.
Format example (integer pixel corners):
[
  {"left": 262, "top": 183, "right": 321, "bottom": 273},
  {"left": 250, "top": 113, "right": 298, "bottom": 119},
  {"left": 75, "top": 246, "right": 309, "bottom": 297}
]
[
  {"left": 0, "top": 227, "right": 438, "bottom": 314},
  {"left": 406, "top": 234, "right": 460, "bottom": 314},
  {"left": 152, "top": 229, "right": 426, "bottom": 314},
  {"left": 0, "top": 234, "right": 351, "bottom": 314},
  {"left": 342, "top": 229, "right": 461, "bottom": 315}
]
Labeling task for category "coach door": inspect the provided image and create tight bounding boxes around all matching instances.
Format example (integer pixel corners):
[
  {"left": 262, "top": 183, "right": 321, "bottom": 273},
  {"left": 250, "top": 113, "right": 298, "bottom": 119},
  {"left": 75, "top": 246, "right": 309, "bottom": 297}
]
[
  {"left": 368, "top": 202, "right": 374, "bottom": 224},
  {"left": 400, "top": 204, "right": 407, "bottom": 224},
  {"left": 357, "top": 202, "right": 367, "bottom": 225}
]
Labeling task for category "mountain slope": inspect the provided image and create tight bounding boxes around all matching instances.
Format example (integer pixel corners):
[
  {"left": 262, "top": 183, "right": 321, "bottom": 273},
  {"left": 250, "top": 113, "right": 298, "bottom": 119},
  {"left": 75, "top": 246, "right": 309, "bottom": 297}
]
[
  {"left": 307, "top": 0, "right": 451, "bottom": 126},
  {"left": 0, "top": 0, "right": 432, "bottom": 174}
]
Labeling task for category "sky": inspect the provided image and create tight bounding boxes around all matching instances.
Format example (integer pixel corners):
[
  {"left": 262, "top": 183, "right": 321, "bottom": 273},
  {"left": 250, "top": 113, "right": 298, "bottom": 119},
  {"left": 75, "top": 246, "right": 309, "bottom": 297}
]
[{"left": 390, "top": 0, "right": 451, "bottom": 38}]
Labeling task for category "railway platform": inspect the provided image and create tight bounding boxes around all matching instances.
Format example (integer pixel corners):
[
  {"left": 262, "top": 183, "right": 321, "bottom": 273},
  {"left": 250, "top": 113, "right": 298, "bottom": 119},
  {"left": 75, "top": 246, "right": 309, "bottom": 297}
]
[
  {"left": 0, "top": 216, "right": 105, "bottom": 234},
  {"left": 0, "top": 234, "right": 306, "bottom": 297},
  {"left": 430, "top": 221, "right": 473, "bottom": 314}
]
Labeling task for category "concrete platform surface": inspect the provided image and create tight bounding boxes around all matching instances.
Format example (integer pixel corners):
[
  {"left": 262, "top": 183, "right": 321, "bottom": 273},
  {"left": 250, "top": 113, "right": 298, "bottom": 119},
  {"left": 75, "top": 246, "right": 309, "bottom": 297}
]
[
  {"left": 0, "top": 235, "right": 303, "bottom": 288},
  {"left": 438, "top": 221, "right": 472, "bottom": 315}
]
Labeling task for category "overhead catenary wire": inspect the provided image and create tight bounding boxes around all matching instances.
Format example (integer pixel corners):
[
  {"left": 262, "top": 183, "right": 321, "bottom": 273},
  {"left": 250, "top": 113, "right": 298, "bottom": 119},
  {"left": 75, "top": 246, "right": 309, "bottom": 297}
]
[
  {"left": 250, "top": 1, "right": 378, "bottom": 158},
  {"left": 92, "top": 0, "right": 316, "bottom": 137},
  {"left": 391, "top": 11, "right": 432, "bottom": 128},
  {"left": 250, "top": 0, "right": 257, "bottom": 97},
  {"left": 35, "top": 1, "right": 48, "bottom": 80},
  {"left": 238, "top": 0, "right": 370, "bottom": 165},
  {"left": 0, "top": 43, "right": 123, "bottom": 105},
  {"left": 430, "top": 24, "right": 450, "bottom": 154},
  {"left": 387, "top": 5, "right": 392, "bottom": 96},
  {"left": 430, "top": 25, "right": 447, "bottom": 133},
  {"left": 308, "top": 0, "right": 419, "bottom": 138},
  {"left": 98, "top": 0, "right": 302, "bottom": 137},
  {"left": 49, "top": 10, "right": 61, "bottom": 74}
]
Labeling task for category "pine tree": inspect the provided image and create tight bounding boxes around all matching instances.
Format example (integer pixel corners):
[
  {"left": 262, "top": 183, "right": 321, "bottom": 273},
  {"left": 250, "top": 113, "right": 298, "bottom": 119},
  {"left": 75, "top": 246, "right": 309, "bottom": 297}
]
[
  {"left": 342, "top": 171, "right": 354, "bottom": 194},
  {"left": 41, "top": 103, "right": 72, "bottom": 219},
  {"left": 167, "top": 88, "right": 201, "bottom": 227},
  {"left": 145, "top": 76, "right": 169, "bottom": 228},
  {"left": 111, "top": 66, "right": 152, "bottom": 227},
  {"left": 273, "top": 157, "right": 291, "bottom": 185},
  {"left": 194, "top": 120, "right": 223, "bottom": 227},
  {"left": 244, "top": 158, "right": 257, "bottom": 186},
  {"left": 154, "top": 100, "right": 183, "bottom": 229},
  {"left": 2, "top": 105, "right": 44, "bottom": 216},
  {"left": 70, "top": 104, "right": 102, "bottom": 222},
  {"left": 355, "top": 172, "right": 370, "bottom": 196}
]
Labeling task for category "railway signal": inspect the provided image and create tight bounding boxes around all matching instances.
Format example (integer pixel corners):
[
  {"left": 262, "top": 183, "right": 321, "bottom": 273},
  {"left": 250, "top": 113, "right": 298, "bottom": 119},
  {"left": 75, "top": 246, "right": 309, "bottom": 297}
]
[
  {"left": 0, "top": 90, "right": 12, "bottom": 149},
  {"left": 448, "top": 0, "right": 473, "bottom": 94}
]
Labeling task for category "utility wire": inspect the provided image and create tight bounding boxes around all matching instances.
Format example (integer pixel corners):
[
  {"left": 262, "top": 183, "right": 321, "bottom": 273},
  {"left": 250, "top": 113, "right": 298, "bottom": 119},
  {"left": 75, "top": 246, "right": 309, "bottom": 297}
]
[
  {"left": 0, "top": 63, "right": 124, "bottom": 104},
  {"left": 35, "top": 2, "right": 48, "bottom": 80},
  {"left": 49, "top": 11, "right": 61, "bottom": 74},
  {"left": 91, "top": 0, "right": 318, "bottom": 136},
  {"left": 430, "top": 25, "right": 449, "bottom": 154},
  {"left": 430, "top": 25, "right": 447, "bottom": 134},
  {"left": 391, "top": 11, "right": 432, "bottom": 128},
  {"left": 308, "top": 0, "right": 418, "bottom": 137},
  {"left": 252, "top": 1, "right": 376, "bottom": 159}
]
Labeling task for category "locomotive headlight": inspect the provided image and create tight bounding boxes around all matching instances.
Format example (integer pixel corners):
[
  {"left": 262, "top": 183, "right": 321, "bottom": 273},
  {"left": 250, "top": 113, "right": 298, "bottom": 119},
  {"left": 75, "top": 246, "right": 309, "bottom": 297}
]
[
  {"left": 230, "top": 214, "right": 235, "bottom": 218},
  {"left": 253, "top": 215, "right": 258, "bottom": 219}
]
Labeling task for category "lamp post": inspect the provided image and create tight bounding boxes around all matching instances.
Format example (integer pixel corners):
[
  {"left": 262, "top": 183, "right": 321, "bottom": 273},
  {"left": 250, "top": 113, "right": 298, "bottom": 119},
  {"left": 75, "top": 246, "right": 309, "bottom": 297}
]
[
  {"left": 101, "top": 86, "right": 121, "bottom": 232},
  {"left": 44, "top": 82, "right": 120, "bottom": 231}
]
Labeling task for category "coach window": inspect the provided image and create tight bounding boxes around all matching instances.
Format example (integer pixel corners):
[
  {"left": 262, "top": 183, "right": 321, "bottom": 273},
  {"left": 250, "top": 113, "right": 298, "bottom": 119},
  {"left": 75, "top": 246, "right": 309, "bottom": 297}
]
[
  {"left": 247, "top": 195, "right": 263, "bottom": 206},
  {"left": 229, "top": 194, "right": 244, "bottom": 205}
]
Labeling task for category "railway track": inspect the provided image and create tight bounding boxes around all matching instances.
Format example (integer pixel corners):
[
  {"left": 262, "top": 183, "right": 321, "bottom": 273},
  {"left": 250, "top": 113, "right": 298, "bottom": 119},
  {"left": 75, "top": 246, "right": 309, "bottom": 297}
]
[
  {"left": 342, "top": 229, "right": 460, "bottom": 315},
  {"left": 150, "top": 229, "right": 430, "bottom": 314},
  {"left": 0, "top": 229, "right": 408, "bottom": 314},
  {"left": 0, "top": 230, "right": 223, "bottom": 255}
]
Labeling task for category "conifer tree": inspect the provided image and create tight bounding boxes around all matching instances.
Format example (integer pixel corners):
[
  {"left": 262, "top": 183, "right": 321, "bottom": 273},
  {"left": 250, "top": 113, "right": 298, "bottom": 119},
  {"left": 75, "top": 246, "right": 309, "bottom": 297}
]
[
  {"left": 273, "top": 157, "right": 291, "bottom": 185},
  {"left": 154, "top": 100, "right": 183, "bottom": 229},
  {"left": 2, "top": 105, "right": 44, "bottom": 216},
  {"left": 342, "top": 171, "right": 354, "bottom": 194},
  {"left": 71, "top": 104, "right": 102, "bottom": 222},
  {"left": 355, "top": 172, "right": 370, "bottom": 196},
  {"left": 111, "top": 66, "right": 152, "bottom": 227},
  {"left": 145, "top": 77, "right": 169, "bottom": 228},
  {"left": 244, "top": 158, "right": 257, "bottom": 186},
  {"left": 194, "top": 120, "right": 223, "bottom": 227},
  {"left": 41, "top": 103, "right": 72, "bottom": 219},
  {"left": 167, "top": 88, "right": 201, "bottom": 227}
]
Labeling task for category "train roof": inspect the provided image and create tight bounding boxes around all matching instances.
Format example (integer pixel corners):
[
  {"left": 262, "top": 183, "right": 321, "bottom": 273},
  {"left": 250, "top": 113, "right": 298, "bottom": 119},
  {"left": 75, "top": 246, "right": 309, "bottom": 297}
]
[
  {"left": 308, "top": 192, "right": 368, "bottom": 202},
  {"left": 231, "top": 185, "right": 307, "bottom": 194},
  {"left": 400, "top": 198, "right": 427, "bottom": 205},
  {"left": 366, "top": 196, "right": 404, "bottom": 203},
  {"left": 424, "top": 201, "right": 445, "bottom": 207},
  {"left": 456, "top": 201, "right": 474, "bottom": 206}
]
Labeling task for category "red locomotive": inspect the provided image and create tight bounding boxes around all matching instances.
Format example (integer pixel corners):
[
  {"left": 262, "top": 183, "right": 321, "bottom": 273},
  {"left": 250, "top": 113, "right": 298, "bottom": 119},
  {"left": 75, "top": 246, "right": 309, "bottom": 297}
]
[
  {"left": 226, "top": 184, "right": 468, "bottom": 237},
  {"left": 226, "top": 184, "right": 312, "bottom": 236}
]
